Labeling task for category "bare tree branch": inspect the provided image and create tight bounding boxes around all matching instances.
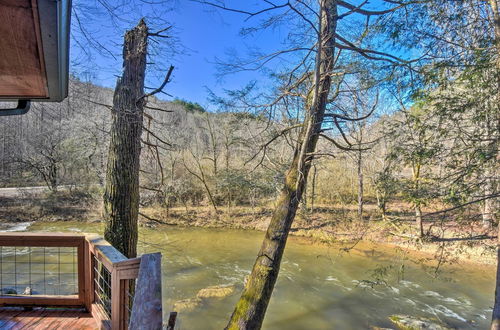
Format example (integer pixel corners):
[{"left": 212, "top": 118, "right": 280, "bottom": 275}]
[
  {"left": 191, "top": 0, "right": 289, "bottom": 21},
  {"left": 139, "top": 65, "right": 175, "bottom": 101}
]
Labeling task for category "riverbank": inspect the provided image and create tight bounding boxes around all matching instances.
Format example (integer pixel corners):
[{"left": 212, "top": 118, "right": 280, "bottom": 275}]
[
  {"left": 138, "top": 204, "right": 498, "bottom": 267},
  {"left": 0, "top": 190, "right": 497, "bottom": 267}
]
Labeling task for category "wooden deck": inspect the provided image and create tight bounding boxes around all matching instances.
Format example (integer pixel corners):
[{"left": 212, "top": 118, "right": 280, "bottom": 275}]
[
  {"left": 0, "top": 307, "right": 97, "bottom": 329},
  {"left": 0, "top": 233, "right": 167, "bottom": 329}
]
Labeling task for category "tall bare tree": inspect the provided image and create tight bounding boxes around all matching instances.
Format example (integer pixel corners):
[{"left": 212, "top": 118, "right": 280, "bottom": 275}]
[
  {"left": 103, "top": 20, "right": 149, "bottom": 258},
  {"left": 193, "top": 1, "right": 413, "bottom": 328}
]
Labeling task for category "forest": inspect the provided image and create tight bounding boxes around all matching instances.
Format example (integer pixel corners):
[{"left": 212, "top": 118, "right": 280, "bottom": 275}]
[
  {"left": 0, "top": 75, "right": 496, "bottom": 234},
  {"left": 0, "top": 0, "right": 498, "bottom": 329}
]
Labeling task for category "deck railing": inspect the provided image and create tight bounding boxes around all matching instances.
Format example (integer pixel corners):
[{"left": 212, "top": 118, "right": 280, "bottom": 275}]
[{"left": 0, "top": 232, "right": 165, "bottom": 330}]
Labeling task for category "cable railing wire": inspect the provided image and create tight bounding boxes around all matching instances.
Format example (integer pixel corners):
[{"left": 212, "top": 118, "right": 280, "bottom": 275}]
[
  {"left": 93, "top": 255, "right": 112, "bottom": 319},
  {"left": 0, "top": 246, "right": 78, "bottom": 296}
]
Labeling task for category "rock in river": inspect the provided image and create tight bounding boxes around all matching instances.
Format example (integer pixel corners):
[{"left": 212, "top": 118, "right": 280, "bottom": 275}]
[
  {"left": 389, "top": 314, "right": 452, "bottom": 330},
  {"left": 196, "top": 285, "right": 235, "bottom": 299},
  {"left": 173, "top": 298, "right": 202, "bottom": 312},
  {"left": 173, "top": 284, "right": 235, "bottom": 312}
]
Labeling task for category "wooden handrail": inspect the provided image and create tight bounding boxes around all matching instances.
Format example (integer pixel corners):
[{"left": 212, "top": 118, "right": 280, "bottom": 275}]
[
  {"left": 0, "top": 232, "right": 167, "bottom": 330},
  {"left": 86, "top": 233, "right": 145, "bottom": 330}
]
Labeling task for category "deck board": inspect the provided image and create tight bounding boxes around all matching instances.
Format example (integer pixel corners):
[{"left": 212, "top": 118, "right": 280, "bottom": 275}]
[{"left": 0, "top": 308, "right": 97, "bottom": 330}]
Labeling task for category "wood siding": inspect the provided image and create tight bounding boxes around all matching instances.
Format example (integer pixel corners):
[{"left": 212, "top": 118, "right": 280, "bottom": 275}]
[{"left": 0, "top": 0, "right": 48, "bottom": 98}]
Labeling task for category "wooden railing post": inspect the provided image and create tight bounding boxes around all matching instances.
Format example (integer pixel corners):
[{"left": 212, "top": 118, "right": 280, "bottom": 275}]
[
  {"left": 86, "top": 234, "right": 143, "bottom": 330},
  {"left": 129, "top": 253, "right": 163, "bottom": 330},
  {"left": 110, "top": 267, "right": 122, "bottom": 330},
  {"left": 84, "top": 239, "right": 93, "bottom": 313}
]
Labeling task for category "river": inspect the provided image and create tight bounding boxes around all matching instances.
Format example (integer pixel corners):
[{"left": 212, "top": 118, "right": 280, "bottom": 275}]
[{"left": 17, "top": 221, "right": 496, "bottom": 329}]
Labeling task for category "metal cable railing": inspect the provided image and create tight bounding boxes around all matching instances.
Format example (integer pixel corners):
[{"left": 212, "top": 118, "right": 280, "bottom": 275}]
[
  {"left": 92, "top": 255, "right": 138, "bottom": 325},
  {"left": 125, "top": 279, "right": 136, "bottom": 325},
  {"left": 0, "top": 246, "right": 78, "bottom": 296},
  {"left": 93, "top": 255, "right": 112, "bottom": 319},
  {"left": 0, "top": 233, "right": 166, "bottom": 330}
]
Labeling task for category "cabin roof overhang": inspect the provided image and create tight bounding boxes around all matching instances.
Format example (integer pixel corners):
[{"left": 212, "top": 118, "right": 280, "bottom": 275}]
[{"left": 0, "top": 0, "right": 71, "bottom": 104}]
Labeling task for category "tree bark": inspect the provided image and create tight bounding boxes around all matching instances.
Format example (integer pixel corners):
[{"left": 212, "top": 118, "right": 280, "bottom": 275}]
[
  {"left": 103, "top": 20, "right": 148, "bottom": 258},
  {"left": 493, "top": 247, "right": 500, "bottom": 330},
  {"left": 489, "top": 1, "right": 500, "bottom": 328},
  {"left": 357, "top": 148, "right": 364, "bottom": 221},
  {"left": 483, "top": 168, "right": 496, "bottom": 229},
  {"left": 48, "top": 161, "right": 57, "bottom": 192},
  {"left": 490, "top": 0, "right": 500, "bottom": 75},
  {"left": 415, "top": 205, "right": 424, "bottom": 238},
  {"left": 225, "top": 2, "right": 338, "bottom": 329},
  {"left": 377, "top": 192, "right": 388, "bottom": 222},
  {"left": 487, "top": 0, "right": 500, "bottom": 231},
  {"left": 412, "top": 163, "right": 424, "bottom": 238},
  {"left": 310, "top": 164, "right": 317, "bottom": 213},
  {"left": 183, "top": 157, "right": 218, "bottom": 213}
]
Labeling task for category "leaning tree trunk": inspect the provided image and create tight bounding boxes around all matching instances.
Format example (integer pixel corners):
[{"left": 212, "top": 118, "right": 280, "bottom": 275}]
[
  {"left": 225, "top": 2, "right": 337, "bottom": 329},
  {"left": 103, "top": 20, "right": 148, "bottom": 258},
  {"left": 489, "top": 0, "right": 500, "bottom": 328}
]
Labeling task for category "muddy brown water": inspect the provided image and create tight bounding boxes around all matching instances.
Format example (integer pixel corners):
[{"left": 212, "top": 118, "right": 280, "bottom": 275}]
[{"left": 18, "top": 221, "right": 496, "bottom": 329}]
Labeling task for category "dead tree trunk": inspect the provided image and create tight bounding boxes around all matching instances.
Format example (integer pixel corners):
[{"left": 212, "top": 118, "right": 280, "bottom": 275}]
[
  {"left": 225, "top": 2, "right": 337, "bottom": 329},
  {"left": 103, "top": 20, "right": 148, "bottom": 258}
]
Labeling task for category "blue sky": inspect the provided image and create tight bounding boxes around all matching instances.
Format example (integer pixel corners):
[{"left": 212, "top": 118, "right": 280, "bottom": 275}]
[
  {"left": 70, "top": 0, "right": 404, "bottom": 111},
  {"left": 71, "top": 1, "right": 289, "bottom": 109}
]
